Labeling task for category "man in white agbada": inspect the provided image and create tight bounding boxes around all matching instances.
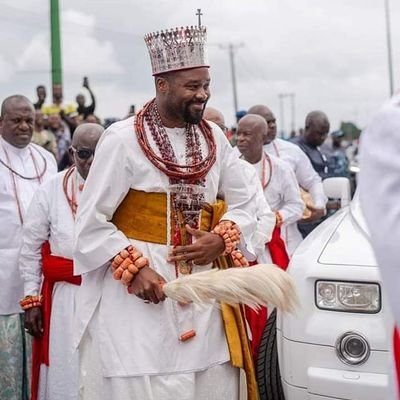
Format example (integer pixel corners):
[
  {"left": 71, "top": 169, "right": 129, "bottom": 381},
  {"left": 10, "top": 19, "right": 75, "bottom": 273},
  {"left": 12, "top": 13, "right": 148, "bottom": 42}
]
[
  {"left": 236, "top": 114, "right": 305, "bottom": 262},
  {"left": 0, "top": 95, "right": 57, "bottom": 400},
  {"left": 359, "top": 93, "right": 400, "bottom": 400},
  {"left": 248, "top": 104, "right": 327, "bottom": 253},
  {"left": 203, "top": 107, "right": 276, "bottom": 259},
  {"left": 19, "top": 123, "right": 104, "bottom": 400},
  {"left": 73, "top": 25, "right": 267, "bottom": 400}
]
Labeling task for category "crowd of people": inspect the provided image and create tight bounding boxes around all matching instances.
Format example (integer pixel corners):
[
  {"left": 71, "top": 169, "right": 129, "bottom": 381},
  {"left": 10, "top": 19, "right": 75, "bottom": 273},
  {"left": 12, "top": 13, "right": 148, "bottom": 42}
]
[
  {"left": 0, "top": 21, "right": 375, "bottom": 400},
  {"left": 30, "top": 78, "right": 99, "bottom": 171}
]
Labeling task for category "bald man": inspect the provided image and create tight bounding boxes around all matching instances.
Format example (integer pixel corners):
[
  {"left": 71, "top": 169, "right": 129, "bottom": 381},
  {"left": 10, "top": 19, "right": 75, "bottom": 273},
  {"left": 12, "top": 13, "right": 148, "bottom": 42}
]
[
  {"left": 19, "top": 123, "right": 104, "bottom": 400},
  {"left": 203, "top": 106, "right": 236, "bottom": 144},
  {"left": 203, "top": 107, "right": 226, "bottom": 131},
  {"left": 236, "top": 114, "right": 303, "bottom": 357},
  {"left": 0, "top": 95, "right": 57, "bottom": 399},
  {"left": 248, "top": 105, "right": 327, "bottom": 237},
  {"left": 237, "top": 114, "right": 304, "bottom": 259},
  {"left": 290, "top": 111, "right": 334, "bottom": 236},
  {"left": 204, "top": 108, "right": 276, "bottom": 255},
  {"left": 291, "top": 110, "right": 330, "bottom": 179}
]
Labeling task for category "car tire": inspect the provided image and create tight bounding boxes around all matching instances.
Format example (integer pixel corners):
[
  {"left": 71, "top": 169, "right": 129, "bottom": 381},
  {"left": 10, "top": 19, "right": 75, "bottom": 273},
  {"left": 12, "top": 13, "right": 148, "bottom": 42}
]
[{"left": 256, "top": 308, "right": 285, "bottom": 400}]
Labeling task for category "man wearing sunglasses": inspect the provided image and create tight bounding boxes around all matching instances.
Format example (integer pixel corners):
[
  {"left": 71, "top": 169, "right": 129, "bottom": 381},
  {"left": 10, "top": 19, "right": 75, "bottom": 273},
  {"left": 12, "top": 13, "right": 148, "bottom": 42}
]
[{"left": 19, "top": 123, "right": 104, "bottom": 400}]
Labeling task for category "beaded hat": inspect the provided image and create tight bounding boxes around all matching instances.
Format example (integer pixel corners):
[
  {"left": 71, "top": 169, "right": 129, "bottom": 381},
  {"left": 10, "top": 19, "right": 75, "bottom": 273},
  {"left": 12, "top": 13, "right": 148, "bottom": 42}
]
[{"left": 144, "top": 25, "right": 209, "bottom": 76}]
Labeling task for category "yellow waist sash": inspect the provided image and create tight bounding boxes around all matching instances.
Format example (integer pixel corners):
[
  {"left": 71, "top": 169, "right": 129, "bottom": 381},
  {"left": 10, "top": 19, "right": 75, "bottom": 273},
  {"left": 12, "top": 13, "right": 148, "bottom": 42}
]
[
  {"left": 111, "top": 189, "right": 226, "bottom": 244},
  {"left": 111, "top": 189, "right": 259, "bottom": 400}
]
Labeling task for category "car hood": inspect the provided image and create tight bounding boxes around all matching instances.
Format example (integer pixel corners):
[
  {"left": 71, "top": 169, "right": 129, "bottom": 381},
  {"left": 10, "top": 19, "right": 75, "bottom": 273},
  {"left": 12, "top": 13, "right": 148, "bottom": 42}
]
[{"left": 318, "top": 192, "right": 377, "bottom": 267}]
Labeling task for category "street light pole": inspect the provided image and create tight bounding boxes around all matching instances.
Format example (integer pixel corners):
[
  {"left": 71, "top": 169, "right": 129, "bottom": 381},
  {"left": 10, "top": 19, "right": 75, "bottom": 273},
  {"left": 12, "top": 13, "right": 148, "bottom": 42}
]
[
  {"left": 384, "top": 0, "right": 394, "bottom": 96},
  {"left": 229, "top": 44, "right": 239, "bottom": 119}
]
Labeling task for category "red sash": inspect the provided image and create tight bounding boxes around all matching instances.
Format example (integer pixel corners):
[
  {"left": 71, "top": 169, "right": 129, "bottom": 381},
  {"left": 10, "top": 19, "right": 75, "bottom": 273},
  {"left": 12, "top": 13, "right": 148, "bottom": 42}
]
[
  {"left": 31, "top": 242, "right": 81, "bottom": 400},
  {"left": 246, "top": 226, "right": 290, "bottom": 358},
  {"left": 394, "top": 327, "right": 400, "bottom": 398}
]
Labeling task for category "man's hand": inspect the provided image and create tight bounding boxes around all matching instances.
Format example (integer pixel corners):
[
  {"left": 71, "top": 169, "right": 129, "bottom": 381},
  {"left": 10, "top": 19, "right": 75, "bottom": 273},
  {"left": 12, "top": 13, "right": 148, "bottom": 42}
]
[
  {"left": 24, "top": 307, "right": 43, "bottom": 338},
  {"left": 168, "top": 225, "right": 225, "bottom": 266},
  {"left": 127, "top": 266, "right": 166, "bottom": 304},
  {"left": 326, "top": 199, "right": 341, "bottom": 211},
  {"left": 299, "top": 205, "right": 326, "bottom": 223}
]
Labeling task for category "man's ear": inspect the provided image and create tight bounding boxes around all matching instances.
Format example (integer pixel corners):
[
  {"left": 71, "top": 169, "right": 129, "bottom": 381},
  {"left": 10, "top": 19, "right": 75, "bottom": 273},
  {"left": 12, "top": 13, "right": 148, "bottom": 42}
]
[{"left": 156, "top": 76, "right": 170, "bottom": 94}]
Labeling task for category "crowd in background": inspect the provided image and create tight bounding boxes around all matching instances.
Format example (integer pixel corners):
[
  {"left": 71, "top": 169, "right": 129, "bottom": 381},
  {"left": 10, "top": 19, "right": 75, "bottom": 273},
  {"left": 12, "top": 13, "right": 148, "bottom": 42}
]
[{"left": 31, "top": 79, "right": 360, "bottom": 184}]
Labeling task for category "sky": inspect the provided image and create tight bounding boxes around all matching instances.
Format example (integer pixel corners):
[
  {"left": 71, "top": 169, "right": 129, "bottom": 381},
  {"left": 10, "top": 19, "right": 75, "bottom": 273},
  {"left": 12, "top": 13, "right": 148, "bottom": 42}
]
[{"left": 0, "top": 0, "right": 399, "bottom": 134}]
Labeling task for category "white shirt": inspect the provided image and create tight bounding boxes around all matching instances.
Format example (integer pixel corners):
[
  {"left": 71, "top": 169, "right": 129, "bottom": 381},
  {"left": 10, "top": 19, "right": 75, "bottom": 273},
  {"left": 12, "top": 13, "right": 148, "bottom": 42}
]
[
  {"left": 264, "top": 138, "right": 327, "bottom": 209},
  {"left": 0, "top": 136, "right": 57, "bottom": 315},
  {"left": 249, "top": 153, "right": 304, "bottom": 259},
  {"left": 19, "top": 169, "right": 84, "bottom": 295},
  {"left": 19, "top": 168, "right": 82, "bottom": 400},
  {"left": 237, "top": 159, "right": 276, "bottom": 260},
  {"left": 73, "top": 118, "right": 262, "bottom": 377},
  {"left": 253, "top": 154, "right": 304, "bottom": 224},
  {"left": 359, "top": 93, "right": 400, "bottom": 327}
]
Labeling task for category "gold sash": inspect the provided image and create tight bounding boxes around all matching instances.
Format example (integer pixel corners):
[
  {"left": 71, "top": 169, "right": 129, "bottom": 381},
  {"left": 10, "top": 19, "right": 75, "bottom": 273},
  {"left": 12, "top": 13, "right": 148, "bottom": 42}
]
[{"left": 111, "top": 189, "right": 259, "bottom": 400}]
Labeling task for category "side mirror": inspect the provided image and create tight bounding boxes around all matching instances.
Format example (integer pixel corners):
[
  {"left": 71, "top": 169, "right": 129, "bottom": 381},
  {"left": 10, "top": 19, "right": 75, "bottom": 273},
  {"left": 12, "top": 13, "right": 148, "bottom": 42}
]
[{"left": 322, "top": 177, "right": 351, "bottom": 208}]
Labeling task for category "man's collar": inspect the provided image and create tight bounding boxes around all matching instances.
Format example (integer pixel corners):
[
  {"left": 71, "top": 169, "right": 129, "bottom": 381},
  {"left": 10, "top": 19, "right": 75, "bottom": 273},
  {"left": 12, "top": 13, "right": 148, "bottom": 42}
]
[{"left": 0, "top": 135, "right": 30, "bottom": 156}]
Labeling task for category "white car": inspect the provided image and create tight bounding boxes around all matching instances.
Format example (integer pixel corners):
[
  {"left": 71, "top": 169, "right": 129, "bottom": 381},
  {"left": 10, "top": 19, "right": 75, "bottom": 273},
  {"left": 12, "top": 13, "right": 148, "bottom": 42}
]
[{"left": 256, "top": 178, "right": 392, "bottom": 400}]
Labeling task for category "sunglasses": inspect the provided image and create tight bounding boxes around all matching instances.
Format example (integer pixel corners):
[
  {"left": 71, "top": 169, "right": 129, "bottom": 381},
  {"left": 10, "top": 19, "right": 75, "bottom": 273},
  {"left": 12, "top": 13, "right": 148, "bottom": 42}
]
[{"left": 71, "top": 146, "right": 95, "bottom": 160}]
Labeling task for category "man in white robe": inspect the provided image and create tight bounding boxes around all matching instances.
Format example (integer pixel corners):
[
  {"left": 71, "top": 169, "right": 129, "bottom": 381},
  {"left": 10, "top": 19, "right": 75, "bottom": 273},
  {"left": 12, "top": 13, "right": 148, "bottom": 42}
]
[
  {"left": 237, "top": 115, "right": 305, "bottom": 259},
  {"left": 359, "top": 93, "right": 400, "bottom": 400},
  {"left": 236, "top": 113, "right": 304, "bottom": 357},
  {"left": 248, "top": 104, "right": 327, "bottom": 247},
  {"left": 0, "top": 95, "right": 57, "bottom": 400},
  {"left": 19, "top": 123, "right": 104, "bottom": 400},
  {"left": 203, "top": 107, "right": 276, "bottom": 258},
  {"left": 73, "top": 25, "right": 267, "bottom": 400}
]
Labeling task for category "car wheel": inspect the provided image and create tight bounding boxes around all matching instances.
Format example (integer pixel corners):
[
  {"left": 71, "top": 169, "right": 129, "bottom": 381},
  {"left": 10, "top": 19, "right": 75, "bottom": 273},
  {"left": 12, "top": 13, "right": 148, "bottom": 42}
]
[{"left": 256, "top": 308, "right": 285, "bottom": 400}]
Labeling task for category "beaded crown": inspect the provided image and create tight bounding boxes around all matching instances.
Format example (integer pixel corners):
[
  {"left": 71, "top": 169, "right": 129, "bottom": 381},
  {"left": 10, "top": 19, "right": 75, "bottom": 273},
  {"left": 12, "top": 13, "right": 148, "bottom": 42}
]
[{"left": 144, "top": 26, "right": 209, "bottom": 76}]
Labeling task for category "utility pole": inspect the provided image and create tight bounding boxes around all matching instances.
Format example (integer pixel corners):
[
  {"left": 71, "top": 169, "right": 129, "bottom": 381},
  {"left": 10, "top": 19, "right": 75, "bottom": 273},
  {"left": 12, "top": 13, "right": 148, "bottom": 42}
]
[
  {"left": 278, "top": 92, "right": 296, "bottom": 138},
  {"left": 288, "top": 93, "right": 296, "bottom": 133},
  {"left": 219, "top": 43, "right": 244, "bottom": 121},
  {"left": 278, "top": 93, "right": 286, "bottom": 138},
  {"left": 50, "top": 0, "right": 62, "bottom": 88},
  {"left": 384, "top": 0, "right": 394, "bottom": 96}
]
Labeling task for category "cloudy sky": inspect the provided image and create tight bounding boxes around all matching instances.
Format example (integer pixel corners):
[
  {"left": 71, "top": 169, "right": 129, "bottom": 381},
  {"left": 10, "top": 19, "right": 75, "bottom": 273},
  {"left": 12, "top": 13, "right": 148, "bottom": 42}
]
[{"left": 1, "top": 0, "right": 399, "bottom": 133}]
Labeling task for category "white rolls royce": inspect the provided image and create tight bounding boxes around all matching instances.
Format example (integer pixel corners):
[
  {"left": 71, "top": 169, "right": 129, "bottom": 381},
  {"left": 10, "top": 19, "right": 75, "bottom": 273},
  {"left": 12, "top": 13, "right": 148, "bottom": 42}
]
[{"left": 256, "top": 178, "right": 392, "bottom": 400}]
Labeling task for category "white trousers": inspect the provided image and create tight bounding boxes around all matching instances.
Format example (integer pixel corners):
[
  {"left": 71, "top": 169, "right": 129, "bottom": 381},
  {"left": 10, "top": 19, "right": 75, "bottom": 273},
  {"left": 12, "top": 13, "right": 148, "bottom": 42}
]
[
  {"left": 38, "top": 282, "right": 79, "bottom": 400},
  {"left": 79, "top": 317, "right": 240, "bottom": 400}
]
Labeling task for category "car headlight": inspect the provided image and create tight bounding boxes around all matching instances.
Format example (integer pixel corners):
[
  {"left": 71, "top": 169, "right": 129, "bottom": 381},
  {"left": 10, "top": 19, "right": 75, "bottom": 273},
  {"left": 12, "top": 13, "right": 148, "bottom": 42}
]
[{"left": 315, "top": 280, "right": 381, "bottom": 313}]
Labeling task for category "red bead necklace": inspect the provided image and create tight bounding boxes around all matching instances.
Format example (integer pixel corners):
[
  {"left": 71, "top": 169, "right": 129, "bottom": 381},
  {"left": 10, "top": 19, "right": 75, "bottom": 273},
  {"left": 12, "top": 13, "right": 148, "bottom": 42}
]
[
  {"left": 135, "top": 99, "right": 216, "bottom": 276},
  {"left": 262, "top": 152, "right": 273, "bottom": 189},
  {"left": 62, "top": 165, "right": 79, "bottom": 218},
  {"left": 135, "top": 98, "right": 216, "bottom": 183},
  {"left": 272, "top": 141, "right": 280, "bottom": 157}
]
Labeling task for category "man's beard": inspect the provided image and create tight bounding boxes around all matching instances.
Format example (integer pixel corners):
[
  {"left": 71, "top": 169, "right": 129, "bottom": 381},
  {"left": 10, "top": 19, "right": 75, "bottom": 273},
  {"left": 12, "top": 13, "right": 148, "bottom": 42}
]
[{"left": 182, "top": 101, "right": 207, "bottom": 124}]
